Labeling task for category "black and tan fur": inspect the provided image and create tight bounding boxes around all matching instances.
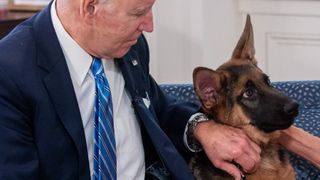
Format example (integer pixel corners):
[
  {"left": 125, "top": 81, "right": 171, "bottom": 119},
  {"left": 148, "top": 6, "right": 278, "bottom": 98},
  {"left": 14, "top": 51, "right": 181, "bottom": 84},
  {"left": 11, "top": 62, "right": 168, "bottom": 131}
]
[{"left": 190, "top": 15, "right": 299, "bottom": 180}]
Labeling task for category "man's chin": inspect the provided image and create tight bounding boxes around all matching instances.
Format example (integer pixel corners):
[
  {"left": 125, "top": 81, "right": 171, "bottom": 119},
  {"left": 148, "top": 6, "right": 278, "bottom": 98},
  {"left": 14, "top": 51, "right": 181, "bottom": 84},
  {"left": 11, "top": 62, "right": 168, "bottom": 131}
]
[
  {"left": 107, "top": 42, "right": 137, "bottom": 59},
  {"left": 113, "top": 47, "right": 132, "bottom": 59}
]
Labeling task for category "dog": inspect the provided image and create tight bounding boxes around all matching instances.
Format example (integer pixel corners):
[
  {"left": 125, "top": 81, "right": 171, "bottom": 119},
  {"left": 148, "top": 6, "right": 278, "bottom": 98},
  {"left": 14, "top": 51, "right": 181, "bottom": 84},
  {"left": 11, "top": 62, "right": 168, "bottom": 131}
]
[{"left": 189, "top": 15, "right": 299, "bottom": 180}]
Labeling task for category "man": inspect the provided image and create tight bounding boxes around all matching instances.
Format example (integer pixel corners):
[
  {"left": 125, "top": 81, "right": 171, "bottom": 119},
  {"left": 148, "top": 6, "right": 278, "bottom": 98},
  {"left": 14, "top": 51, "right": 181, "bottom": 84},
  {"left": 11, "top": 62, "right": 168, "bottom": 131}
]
[{"left": 0, "top": 0, "right": 260, "bottom": 179}]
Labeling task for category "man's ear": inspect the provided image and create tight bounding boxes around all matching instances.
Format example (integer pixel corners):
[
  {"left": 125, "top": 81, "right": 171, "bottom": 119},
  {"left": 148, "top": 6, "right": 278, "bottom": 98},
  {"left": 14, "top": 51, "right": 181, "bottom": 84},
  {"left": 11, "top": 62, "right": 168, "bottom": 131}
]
[
  {"left": 80, "top": 0, "right": 98, "bottom": 19},
  {"left": 193, "top": 67, "right": 222, "bottom": 110}
]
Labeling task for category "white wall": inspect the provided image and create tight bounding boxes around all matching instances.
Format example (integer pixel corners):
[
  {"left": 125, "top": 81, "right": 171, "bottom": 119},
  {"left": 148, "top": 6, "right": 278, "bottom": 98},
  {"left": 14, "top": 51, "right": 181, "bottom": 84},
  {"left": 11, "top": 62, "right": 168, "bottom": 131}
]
[
  {"left": 145, "top": 0, "right": 242, "bottom": 83},
  {"left": 146, "top": 0, "right": 320, "bottom": 83},
  {"left": 239, "top": 0, "right": 320, "bottom": 81}
]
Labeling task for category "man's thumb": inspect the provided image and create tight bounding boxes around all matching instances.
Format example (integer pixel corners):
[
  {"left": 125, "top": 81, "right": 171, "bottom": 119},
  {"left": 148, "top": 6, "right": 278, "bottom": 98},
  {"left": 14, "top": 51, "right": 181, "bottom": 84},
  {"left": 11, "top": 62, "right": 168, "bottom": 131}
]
[{"left": 216, "top": 161, "right": 241, "bottom": 180}]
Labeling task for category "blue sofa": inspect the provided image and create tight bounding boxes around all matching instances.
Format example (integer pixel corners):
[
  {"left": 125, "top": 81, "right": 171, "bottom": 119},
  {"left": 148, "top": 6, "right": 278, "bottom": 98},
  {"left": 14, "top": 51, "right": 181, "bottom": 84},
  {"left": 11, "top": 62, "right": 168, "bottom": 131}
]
[{"left": 160, "top": 81, "right": 320, "bottom": 180}]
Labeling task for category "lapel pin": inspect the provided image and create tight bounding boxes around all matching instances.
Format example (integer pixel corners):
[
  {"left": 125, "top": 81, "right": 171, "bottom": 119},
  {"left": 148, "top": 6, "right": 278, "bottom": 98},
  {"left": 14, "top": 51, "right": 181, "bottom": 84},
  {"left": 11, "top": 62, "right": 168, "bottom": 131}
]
[
  {"left": 131, "top": 59, "right": 138, "bottom": 66},
  {"left": 142, "top": 92, "right": 150, "bottom": 108}
]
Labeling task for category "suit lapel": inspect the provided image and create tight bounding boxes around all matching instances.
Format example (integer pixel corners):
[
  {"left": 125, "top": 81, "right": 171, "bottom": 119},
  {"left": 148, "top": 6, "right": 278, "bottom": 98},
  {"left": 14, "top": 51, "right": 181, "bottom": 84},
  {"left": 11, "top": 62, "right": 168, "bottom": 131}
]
[
  {"left": 117, "top": 45, "right": 194, "bottom": 179},
  {"left": 117, "top": 50, "right": 147, "bottom": 100},
  {"left": 33, "top": 4, "right": 90, "bottom": 178}
]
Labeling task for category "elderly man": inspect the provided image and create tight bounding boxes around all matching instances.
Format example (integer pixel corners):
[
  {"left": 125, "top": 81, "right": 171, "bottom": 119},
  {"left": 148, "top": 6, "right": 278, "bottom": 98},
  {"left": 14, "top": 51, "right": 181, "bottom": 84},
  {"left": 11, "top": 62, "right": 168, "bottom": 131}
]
[{"left": 0, "top": 0, "right": 261, "bottom": 179}]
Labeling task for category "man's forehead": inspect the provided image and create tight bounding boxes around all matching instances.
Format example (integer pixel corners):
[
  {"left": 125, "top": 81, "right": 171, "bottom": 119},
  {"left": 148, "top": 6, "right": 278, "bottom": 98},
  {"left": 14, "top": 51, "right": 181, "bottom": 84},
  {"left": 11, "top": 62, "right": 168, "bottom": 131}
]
[{"left": 126, "top": 0, "right": 155, "bottom": 9}]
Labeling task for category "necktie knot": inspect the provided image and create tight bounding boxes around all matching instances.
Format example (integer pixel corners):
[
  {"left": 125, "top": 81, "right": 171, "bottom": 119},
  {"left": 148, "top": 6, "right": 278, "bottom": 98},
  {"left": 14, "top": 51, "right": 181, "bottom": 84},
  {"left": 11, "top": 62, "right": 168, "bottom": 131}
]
[{"left": 91, "top": 57, "right": 103, "bottom": 76}]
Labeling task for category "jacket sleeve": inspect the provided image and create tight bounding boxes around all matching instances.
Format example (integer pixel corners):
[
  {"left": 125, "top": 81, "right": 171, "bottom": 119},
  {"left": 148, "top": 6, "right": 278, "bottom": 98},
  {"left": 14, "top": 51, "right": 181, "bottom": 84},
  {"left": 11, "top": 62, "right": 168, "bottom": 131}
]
[
  {"left": 0, "top": 67, "right": 39, "bottom": 179},
  {"left": 137, "top": 35, "right": 201, "bottom": 155},
  {"left": 150, "top": 77, "right": 200, "bottom": 154}
]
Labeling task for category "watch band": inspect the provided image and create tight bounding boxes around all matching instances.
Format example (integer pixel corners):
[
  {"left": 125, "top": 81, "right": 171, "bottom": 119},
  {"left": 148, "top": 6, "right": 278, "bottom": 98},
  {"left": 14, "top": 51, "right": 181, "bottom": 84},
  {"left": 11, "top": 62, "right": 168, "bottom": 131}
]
[{"left": 185, "top": 113, "right": 209, "bottom": 152}]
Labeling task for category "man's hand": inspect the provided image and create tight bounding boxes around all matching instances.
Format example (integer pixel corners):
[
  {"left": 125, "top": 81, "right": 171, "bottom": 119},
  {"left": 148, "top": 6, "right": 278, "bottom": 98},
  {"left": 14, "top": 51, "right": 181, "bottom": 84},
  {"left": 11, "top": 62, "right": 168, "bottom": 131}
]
[
  {"left": 194, "top": 120, "right": 261, "bottom": 180},
  {"left": 280, "top": 126, "right": 320, "bottom": 169}
]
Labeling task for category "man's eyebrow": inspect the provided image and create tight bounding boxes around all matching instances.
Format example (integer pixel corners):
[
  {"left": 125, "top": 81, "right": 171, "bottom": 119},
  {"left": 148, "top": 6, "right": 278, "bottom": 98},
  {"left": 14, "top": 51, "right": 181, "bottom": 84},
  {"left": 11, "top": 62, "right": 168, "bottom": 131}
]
[
  {"left": 132, "top": 4, "right": 154, "bottom": 13},
  {"left": 131, "top": 7, "right": 148, "bottom": 13}
]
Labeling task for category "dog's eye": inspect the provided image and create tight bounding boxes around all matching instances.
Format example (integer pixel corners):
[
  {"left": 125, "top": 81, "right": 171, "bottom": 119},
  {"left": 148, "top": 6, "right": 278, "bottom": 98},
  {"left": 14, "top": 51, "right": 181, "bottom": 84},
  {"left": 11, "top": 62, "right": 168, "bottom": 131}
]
[{"left": 243, "top": 88, "right": 258, "bottom": 99}]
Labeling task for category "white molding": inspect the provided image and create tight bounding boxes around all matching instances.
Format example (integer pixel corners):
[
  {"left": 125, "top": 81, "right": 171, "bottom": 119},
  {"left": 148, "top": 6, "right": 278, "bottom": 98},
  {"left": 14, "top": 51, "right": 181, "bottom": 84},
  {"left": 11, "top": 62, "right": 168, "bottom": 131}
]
[
  {"left": 265, "top": 32, "right": 320, "bottom": 80},
  {"left": 267, "top": 33, "right": 320, "bottom": 47},
  {"left": 239, "top": 0, "right": 320, "bottom": 17}
]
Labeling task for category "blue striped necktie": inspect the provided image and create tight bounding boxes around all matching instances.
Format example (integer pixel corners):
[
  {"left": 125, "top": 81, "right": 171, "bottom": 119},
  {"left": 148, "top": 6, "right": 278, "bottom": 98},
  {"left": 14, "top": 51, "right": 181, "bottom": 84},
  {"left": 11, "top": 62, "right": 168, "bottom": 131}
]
[{"left": 91, "top": 57, "right": 116, "bottom": 180}]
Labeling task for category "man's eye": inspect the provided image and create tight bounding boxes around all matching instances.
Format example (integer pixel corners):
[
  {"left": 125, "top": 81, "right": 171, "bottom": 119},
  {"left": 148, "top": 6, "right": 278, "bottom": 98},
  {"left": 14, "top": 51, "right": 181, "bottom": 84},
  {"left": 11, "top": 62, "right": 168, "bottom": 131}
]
[
  {"left": 131, "top": 11, "right": 147, "bottom": 17},
  {"left": 135, "top": 12, "right": 145, "bottom": 17}
]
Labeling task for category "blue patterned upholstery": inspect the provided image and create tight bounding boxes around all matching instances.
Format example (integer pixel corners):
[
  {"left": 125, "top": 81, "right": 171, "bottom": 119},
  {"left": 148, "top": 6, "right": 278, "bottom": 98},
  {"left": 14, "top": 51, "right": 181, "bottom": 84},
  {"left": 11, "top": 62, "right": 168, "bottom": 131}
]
[{"left": 160, "top": 80, "right": 320, "bottom": 180}]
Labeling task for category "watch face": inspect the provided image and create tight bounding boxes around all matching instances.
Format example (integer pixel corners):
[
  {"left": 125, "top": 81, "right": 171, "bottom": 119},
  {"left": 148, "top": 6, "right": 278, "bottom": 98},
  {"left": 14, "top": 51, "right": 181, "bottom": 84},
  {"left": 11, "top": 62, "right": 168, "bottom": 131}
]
[{"left": 194, "top": 114, "right": 209, "bottom": 122}]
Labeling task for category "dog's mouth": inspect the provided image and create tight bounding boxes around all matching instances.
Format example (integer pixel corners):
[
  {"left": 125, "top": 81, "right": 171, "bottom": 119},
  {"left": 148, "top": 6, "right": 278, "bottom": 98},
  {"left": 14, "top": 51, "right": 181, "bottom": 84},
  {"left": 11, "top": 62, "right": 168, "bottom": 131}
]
[{"left": 251, "top": 118, "right": 295, "bottom": 133}]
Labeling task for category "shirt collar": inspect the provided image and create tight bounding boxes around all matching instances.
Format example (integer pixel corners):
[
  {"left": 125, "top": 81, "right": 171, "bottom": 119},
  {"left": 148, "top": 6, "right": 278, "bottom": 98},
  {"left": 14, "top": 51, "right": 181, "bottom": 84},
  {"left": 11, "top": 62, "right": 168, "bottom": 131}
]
[{"left": 50, "top": 0, "right": 92, "bottom": 86}]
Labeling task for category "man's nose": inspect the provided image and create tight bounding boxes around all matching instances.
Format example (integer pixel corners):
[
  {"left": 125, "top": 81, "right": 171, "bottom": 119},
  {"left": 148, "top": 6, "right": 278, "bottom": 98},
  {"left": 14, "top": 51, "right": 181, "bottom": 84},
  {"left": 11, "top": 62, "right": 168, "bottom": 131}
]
[{"left": 139, "top": 11, "right": 154, "bottom": 33}]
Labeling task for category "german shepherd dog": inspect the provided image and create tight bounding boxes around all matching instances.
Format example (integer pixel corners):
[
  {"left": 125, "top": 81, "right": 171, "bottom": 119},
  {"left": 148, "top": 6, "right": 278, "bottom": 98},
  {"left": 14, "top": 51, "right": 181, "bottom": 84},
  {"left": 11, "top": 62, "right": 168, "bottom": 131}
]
[{"left": 190, "top": 15, "right": 299, "bottom": 180}]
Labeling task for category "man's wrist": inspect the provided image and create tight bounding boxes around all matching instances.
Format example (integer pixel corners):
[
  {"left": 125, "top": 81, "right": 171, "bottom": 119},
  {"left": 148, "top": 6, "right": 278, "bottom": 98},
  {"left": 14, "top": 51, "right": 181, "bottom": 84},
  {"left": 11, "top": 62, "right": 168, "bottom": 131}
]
[{"left": 183, "top": 113, "right": 209, "bottom": 152}]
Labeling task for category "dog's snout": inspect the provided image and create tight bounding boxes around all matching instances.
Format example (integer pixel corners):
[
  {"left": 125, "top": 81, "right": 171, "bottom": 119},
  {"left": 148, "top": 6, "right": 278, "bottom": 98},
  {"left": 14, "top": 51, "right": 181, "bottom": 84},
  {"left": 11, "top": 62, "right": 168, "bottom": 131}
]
[{"left": 284, "top": 100, "right": 299, "bottom": 117}]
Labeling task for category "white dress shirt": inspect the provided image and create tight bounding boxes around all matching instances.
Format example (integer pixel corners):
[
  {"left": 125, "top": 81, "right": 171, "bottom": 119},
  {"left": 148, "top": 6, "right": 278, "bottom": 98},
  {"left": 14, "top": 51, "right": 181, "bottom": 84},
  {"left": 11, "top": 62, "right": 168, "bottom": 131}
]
[{"left": 50, "top": 2, "right": 145, "bottom": 179}]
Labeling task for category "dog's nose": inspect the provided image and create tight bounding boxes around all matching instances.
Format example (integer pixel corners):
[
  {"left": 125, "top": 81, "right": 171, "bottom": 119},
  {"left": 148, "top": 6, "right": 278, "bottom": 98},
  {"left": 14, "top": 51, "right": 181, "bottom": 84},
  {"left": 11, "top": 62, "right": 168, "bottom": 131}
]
[{"left": 284, "top": 100, "right": 299, "bottom": 117}]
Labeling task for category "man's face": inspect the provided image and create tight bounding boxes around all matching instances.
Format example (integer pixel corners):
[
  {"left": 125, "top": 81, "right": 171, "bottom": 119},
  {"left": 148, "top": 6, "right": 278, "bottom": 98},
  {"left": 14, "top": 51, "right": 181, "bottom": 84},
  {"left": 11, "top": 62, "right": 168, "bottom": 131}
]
[{"left": 91, "top": 0, "right": 155, "bottom": 59}]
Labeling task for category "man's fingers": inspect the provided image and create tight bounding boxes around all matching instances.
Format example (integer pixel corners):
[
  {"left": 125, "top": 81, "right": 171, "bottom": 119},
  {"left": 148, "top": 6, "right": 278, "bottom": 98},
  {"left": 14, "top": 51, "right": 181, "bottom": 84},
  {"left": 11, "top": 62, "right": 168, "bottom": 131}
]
[
  {"left": 247, "top": 138, "right": 261, "bottom": 157},
  {"left": 245, "top": 152, "right": 260, "bottom": 172},
  {"left": 233, "top": 128, "right": 261, "bottom": 160},
  {"left": 215, "top": 161, "right": 242, "bottom": 180},
  {"left": 233, "top": 153, "right": 256, "bottom": 173},
  {"left": 198, "top": 123, "right": 262, "bottom": 176},
  {"left": 232, "top": 137, "right": 261, "bottom": 173}
]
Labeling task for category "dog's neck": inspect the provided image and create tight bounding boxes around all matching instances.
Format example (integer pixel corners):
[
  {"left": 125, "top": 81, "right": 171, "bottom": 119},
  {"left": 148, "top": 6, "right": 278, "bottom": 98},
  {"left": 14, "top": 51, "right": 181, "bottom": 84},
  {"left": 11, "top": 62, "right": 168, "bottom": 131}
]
[{"left": 242, "top": 125, "right": 281, "bottom": 146}]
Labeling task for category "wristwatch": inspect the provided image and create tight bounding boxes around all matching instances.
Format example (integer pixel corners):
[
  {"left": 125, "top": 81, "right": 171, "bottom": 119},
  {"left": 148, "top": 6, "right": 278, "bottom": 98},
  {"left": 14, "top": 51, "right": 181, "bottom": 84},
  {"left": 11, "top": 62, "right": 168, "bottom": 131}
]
[{"left": 185, "top": 113, "right": 209, "bottom": 152}]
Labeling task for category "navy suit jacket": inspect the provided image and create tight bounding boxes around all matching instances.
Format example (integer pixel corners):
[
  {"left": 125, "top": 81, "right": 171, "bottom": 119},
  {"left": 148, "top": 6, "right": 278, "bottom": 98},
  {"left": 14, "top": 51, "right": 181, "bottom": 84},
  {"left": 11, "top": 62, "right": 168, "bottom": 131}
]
[{"left": 0, "top": 4, "right": 199, "bottom": 180}]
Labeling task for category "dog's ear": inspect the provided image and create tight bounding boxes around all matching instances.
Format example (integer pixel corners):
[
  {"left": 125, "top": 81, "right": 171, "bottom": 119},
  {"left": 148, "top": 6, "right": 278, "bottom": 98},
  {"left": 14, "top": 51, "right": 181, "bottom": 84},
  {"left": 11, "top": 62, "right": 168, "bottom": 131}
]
[
  {"left": 193, "top": 67, "right": 221, "bottom": 109},
  {"left": 231, "top": 15, "right": 257, "bottom": 65}
]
